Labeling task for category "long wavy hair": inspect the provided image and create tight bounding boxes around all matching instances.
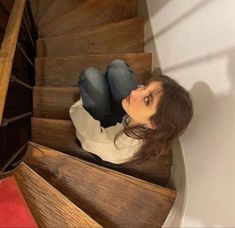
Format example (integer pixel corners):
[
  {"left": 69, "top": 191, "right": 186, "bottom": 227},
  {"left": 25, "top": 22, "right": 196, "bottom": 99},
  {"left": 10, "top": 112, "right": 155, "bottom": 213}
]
[{"left": 114, "top": 74, "right": 193, "bottom": 163}]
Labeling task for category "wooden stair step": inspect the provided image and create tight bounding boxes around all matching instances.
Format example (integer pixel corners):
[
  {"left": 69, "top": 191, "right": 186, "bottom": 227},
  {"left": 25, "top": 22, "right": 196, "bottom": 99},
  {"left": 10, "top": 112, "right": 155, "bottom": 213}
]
[
  {"left": 14, "top": 162, "right": 101, "bottom": 228},
  {"left": 39, "top": 0, "right": 137, "bottom": 37},
  {"left": 33, "top": 0, "right": 54, "bottom": 24},
  {"left": 31, "top": 117, "right": 81, "bottom": 156},
  {"left": 38, "top": 0, "right": 86, "bottom": 28},
  {"left": 24, "top": 142, "right": 176, "bottom": 227},
  {"left": 35, "top": 53, "right": 151, "bottom": 87},
  {"left": 36, "top": 17, "right": 144, "bottom": 57},
  {"left": 33, "top": 87, "right": 78, "bottom": 120},
  {"left": 31, "top": 117, "right": 173, "bottom": 186}
]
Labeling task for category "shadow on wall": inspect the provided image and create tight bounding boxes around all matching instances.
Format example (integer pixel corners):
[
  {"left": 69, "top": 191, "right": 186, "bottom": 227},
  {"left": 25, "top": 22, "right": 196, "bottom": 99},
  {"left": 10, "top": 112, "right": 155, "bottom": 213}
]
[
  {"left": 145, "top": 0, "right": 212, "bottom": 46},
  {"left": 176, "top": 49, "right": 235, "bottom": 226}
]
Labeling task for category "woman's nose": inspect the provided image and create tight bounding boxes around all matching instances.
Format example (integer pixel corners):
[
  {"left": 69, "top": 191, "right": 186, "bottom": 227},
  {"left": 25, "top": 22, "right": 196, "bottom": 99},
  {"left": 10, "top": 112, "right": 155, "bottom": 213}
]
[{"left": 131, "top": 86, "right": 144, "bottom": 97}]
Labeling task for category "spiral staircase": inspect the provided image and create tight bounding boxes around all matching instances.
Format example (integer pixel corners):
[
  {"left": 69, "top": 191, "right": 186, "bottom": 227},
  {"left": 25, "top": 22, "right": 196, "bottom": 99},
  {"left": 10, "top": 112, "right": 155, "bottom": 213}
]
[{"left": 1, "top": 0, "right": 177, "bottom": 227}]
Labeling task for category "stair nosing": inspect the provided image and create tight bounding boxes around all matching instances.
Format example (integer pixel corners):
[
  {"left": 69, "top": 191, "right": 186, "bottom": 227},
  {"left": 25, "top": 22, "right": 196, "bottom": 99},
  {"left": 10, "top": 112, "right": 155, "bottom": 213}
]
[{"left": 35, "top": 52, "right": 152, "bottom": 61}]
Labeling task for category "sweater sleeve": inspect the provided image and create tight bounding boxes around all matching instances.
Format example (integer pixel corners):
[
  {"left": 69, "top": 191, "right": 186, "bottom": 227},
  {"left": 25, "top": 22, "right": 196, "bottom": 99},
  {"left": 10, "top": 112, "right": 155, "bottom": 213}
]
[
  {"left": 69, "top": 98, "right": 121, "bottom": 142},
  {"left": 69, "top": 99, "right": 142, "bottom": 164}
]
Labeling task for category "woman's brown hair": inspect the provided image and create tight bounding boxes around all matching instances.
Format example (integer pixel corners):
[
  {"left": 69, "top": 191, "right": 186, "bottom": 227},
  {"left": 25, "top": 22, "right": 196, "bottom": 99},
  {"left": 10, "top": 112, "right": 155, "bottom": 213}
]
[{"left": 114, "top": 74, "right": 193, "bottom": 163}]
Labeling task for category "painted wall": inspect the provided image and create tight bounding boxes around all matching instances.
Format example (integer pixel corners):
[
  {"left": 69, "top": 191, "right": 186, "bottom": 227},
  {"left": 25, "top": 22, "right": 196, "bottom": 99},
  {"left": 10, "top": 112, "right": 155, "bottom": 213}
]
[{"left": 145, "top": 0, "right": 235, "bottom": 227}]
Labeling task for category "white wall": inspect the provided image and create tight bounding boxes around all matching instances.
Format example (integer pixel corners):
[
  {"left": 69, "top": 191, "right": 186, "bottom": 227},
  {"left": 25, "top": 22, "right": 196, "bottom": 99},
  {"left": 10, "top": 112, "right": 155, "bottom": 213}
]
[{"left": 146, "top": 0, "right": 235, "bottom": 227}]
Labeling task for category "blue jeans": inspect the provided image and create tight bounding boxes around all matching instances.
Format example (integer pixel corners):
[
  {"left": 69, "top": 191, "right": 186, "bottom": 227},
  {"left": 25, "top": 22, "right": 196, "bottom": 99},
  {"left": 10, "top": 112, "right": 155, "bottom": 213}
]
[{"left": 78, "top": 59, "right": 138, "bottom": 128}]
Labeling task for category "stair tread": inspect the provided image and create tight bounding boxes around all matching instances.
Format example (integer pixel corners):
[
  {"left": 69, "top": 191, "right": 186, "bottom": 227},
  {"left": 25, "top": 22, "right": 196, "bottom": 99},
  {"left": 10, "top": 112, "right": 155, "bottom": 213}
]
[
  {"left": 36, "top": 17, "right": 144, "bottom": 57},
  {"left": 35, "top": 0, "right": 54, "bottom": 23},
  {"left": 39, "top": 0, "right": 137, "bottom": 37},
  {"left": 38, "top": 0, "right": 86, "bottom": 27},
  {"left": 14, "top": 162, "right": 101, "bottom": 228},
  {"left": 24, "top": 141, "right": 176, "bottom": 227},
  {"left": 35, "top": 53, "right": 151, "bottom": 87}
]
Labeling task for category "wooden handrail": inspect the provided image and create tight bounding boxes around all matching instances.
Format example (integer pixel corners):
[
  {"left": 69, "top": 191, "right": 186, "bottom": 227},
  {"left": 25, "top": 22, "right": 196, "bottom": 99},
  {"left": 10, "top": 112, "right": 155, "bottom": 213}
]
[{"left": 0, "top": 0, "right": 26, "bottom": 123}]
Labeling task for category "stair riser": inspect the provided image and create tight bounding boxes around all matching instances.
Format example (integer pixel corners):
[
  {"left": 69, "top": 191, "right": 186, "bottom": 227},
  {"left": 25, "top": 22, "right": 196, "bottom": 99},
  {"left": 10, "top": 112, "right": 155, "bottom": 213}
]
[
  {"left": 37, "top": 18, "right": 144, "bottom": 57},
  {"left": 39, "top": 0, "right": 137, "bottom": 37},
  {"left": 33, "top": 87, "right": 78, "bottom": 120},
  {"left": 38, "top": 0, "right": 86, "bottom": 27},
  {"left": 31, "top": 117, "right": 80, "bottom": 155}
]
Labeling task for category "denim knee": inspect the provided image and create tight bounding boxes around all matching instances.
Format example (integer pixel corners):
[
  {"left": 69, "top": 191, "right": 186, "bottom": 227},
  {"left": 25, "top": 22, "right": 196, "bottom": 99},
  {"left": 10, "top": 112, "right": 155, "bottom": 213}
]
[
  {"left": 79, "top": 67, "right": 102, "bottom": 85},
  {"left": 108, "top": 59, "right": 131, "bottom": 73},
  {"left": 106, "top": 59, "right": 137, "bottom": 102}
]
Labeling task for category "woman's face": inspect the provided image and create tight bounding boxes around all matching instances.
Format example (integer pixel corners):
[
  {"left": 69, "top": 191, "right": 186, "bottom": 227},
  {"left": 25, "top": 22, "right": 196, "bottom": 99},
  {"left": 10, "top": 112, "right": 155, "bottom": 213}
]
[{"left": 122, "top": 81, "right": 163, "bottom": 129}]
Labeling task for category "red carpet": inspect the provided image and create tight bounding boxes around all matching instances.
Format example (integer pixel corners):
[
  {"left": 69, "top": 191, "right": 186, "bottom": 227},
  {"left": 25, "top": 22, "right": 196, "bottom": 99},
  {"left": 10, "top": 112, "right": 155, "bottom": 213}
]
[{"left": 0, "top": 176, "right": 38, "bottom": 227}]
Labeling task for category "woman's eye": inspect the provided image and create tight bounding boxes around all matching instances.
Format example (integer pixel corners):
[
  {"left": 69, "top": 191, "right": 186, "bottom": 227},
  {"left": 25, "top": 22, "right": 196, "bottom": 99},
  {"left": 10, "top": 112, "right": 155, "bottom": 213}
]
[{"left": 144, "top": 96, "right": 150, "bottom": 105}]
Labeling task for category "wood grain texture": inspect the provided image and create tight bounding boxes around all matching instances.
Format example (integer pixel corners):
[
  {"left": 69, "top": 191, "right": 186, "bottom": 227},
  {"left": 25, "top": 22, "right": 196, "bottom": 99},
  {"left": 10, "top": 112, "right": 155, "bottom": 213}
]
[
  {"left": 35, "top": 0, "right": 54, "bottom": 23},
  {"left": 14, "top": 163, "right": 101, "bottom": 228},
  {"left": 0, "top": 0, "right": 14, "bottom": 12},
  {"left": 38, "top": 0, "right": 87, "bottom": 27},
  {"left": 29, "top": 0, "right": 40, "bottom": 23},
  {"left": 31, "top": 117, "right": 82, "bottom": 155},
  {"left": 33, "top": 87, "right": 79, "bottom": 120},
  {"left": 31, "top": 116, "right": 172, "bottom": 186},
  {"left": 25, "top": 142, "right": 176, "bottom": 227},
  {"left": 39, "top": 0, "right": 137, "bottom": 37},
  {"left": 36, "top": 17, "right": 144, "bottom": 57},
  {"left": 0, "top": 0, "right": 26, "bottom": 123},
  {"left": 35, "top": 53, "right": 151, "bottom": 87}
]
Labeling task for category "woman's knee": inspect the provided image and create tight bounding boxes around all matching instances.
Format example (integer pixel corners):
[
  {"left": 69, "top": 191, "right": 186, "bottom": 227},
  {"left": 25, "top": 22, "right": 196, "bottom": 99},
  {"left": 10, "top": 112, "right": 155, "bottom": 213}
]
[
  {"left": 108, "top": 59, "right": 130, "bottom": 74},
  {"left": 79, "top": 67, "right": 102, "bottom": 84},
  {"left": 106, "top": 59, "right": 137, "bottom": 102}
]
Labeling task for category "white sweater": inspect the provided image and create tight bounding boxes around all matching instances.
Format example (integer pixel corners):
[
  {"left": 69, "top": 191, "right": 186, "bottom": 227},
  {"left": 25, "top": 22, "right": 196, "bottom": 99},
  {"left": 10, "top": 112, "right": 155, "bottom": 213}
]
[{"left": 69, "top": 99, "right": 143, "bottom": 164}]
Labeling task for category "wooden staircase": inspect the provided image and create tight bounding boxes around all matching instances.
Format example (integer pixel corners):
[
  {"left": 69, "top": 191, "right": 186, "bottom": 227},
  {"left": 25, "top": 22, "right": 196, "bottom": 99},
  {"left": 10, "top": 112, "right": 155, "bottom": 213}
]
[{"left": 12, "top": 0, "right": 177, "bottom": 226}]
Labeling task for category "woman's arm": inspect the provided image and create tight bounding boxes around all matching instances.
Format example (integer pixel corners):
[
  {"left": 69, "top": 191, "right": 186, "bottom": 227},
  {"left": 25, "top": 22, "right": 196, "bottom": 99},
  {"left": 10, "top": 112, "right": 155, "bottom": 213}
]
[
  {"left": 69, "top": 99, "right": 135, "bottom": 164},
  {"left": 69, "top": 98, "right": 121, "bottom": 142}
]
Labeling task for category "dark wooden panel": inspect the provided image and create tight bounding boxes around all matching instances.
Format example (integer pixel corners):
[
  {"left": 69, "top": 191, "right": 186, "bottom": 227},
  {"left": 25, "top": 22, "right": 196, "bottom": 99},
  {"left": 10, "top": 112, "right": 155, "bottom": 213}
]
[
  {"left": 12, "top": 47, "right": 34, "bottom": 85},
  {"left": 3, "top": 82, "right": 32, "bottom": 119},
  {"left": 0, "top": 0, "right": 14, "bottom": 12},
  {"left": 25, "top": 142, "right": 176, "bottom": 227},
  {"left": 0, "top": 117, "right": 31, "bottom": 171},
  {"left": 0, "top": 0, "right": 36, "bottom": 172},
  {"left": 15, "top": 163, "right": 102, "bottom": 228},
  {"left": 0, "top": 3, "right": 9, "bottom": 30}
]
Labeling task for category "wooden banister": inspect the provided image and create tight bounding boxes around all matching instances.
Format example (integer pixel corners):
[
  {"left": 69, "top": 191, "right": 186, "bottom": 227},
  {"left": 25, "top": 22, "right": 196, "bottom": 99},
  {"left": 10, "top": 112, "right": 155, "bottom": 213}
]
[{"left": 0, "top": 0, "right": 26, "bottom": 123}]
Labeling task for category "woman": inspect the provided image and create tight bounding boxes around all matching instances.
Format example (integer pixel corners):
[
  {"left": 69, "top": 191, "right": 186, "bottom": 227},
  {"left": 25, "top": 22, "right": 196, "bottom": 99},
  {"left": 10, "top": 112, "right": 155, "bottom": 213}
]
[{"left": 69, "top": 59, "right": 193, "bottom": 164}]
